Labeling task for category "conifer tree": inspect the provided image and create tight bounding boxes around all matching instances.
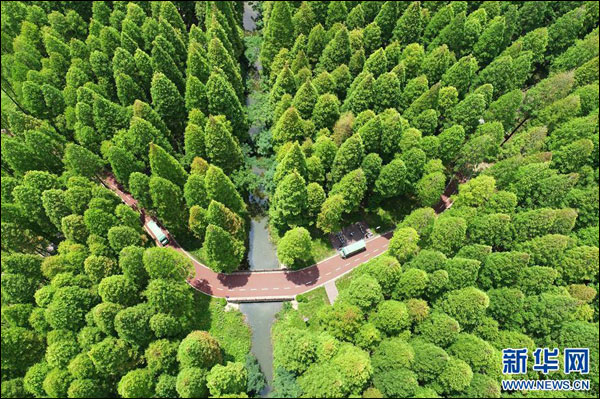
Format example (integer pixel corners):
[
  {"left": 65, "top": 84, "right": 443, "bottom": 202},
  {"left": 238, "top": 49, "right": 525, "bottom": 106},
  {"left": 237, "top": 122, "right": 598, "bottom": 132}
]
[
  {"left": 209, "top": 1, "right": 243, "bottom": 57},
  {"left": 473, "top": 16, "right": 507, "bottom": 65},
  {"left": 374, "top": 72, "right": 401, "bottom": 113},
  {"left": 269, "top": 48, "right": 291, "bottom": 86},
  {"left": 205, "top": 9, "right": 235, "bottom": 59},
  {"left": 184, "top": 174, "right": 209, "bottom": 209},
  {"left": 318, "top": 26, "right": 351, "bottom": 72},
  {"left": 291, "top": 50, "right": 310, "bottom": 74},
  {"left": 186, "top": 42, "right": 210, "bottom": 83},
  {"left": 330, "top": 168, "right": 367, "bottom": 212},
  {"left": 204, "top": 165, "right": 245, "bottom": 215},
  {"left": 421, "top": 45, "right": 455, "bottom": 84},
  {"left": 106, "top": 145, "right": 144, "bottom": 189},
  {"left": 270, "top": 171, "right": 309, "bottom": 229},
  {"left": 357, "top": 115, "right": 382, "bottom": 155},
  {"left": 344, "top": 73, "right": 374, "bottom": 115},
  {"left": 393, "top": 1, "right": 424, "bottom": 45},
  {"left": 183, "top": 123, "right": 205, "bottom": 167},
  {"left": 274, "top": 142, "right": 309, "bottom": 185},
  {"left": 204, "top": 115, "right": 243, "bottom": 174},
  {"left": 313, "top": 135, "right": 338, "bottom": 172},
  {"left": 375, "top": 159, "right": 408, "bottom": 199},
  {"left": 306, "top": 24, "right": 327, "bottom": 65},
  {"left": 349, "top": 49, "right": 366, "bottom": 77},
  {"left": 115, "top": 72, "right": 145, "bottom": 106},
  {"left": 363, "top": 22, "right": 382, "bottom": 56},
  {"left": 133, "top": 99, "right": 172, "bottom": 144},
  {"left": 189, "top": 205, "right": 208, "bottom": 241},
  {"left": 424, "top": 4, "right": 454, "bottom": 44},
  {"left": 313, "top": 93, "right": 341, "bottom": 131},
  {"left": 361, "top": 153, "right": 383, "bottom": 188},
  {"left": 129, "top": 172, "right": 152, "bottom": 210},
  {"left": 374, "top": 1, "right": 398, "bottom": 41},
  {"left": 330, "top": 134, "right": 365, "bottom": 183},
  {"left": 325, "top": 1, "right": 347, "bottom": 28},
  {"left": 312, "top": 71, "right": 336, "bottom": 95},
  {"left": 207, "top": 37, "right": 244, "bottom": 101},
  {"left": 151, "top": 36, "right": 185, "bottom": 94},
  {"left": 272, "top": 107, "right": 309, "bottom": 144},
  {"left": 206, "top": 200, "right": 245, "bottom": 242},
  {"left": 160, "top": 1, "right": 188, "bottom": 42},
  {"left": 149, "top": 176, "right": 187, "bottom": 235},
  {"left": 292, "top": 2, "right": 316, "bottom": 37},
  {"left": 317, "top": 194, "right": 346, "bottom": 234},
  {"left": 438, "top": 125, "right": 466, "bottom": 163},
  {"left": 206, "top": 69, "right": 248, "bottom": 142},
  {"left": 365, "top": 49, "right": 389, "bottom": 78},
  {"left": 185, "top": 75, "right": 208, "bottom": 113},
  {"left": 270, "top": 64, "right": 297, "bottom": 106},
  {"left": 150, "top": 72, "right": 186, "bottom": 140},
  {"left": 158, "top": 19, "right": 188, "bottom": 68},
  {"left": 63, "top": 143, "right": 104, "bottom": 178},
  {"left": 292, "top": 80, "right": 318, "bottom": 119},
  {"left": 93, "top": 95, "right": 131, "bottom": 139},
  {"left": 204, "top": 224, "right": 244, "bottom": 273},
  {"left": 346, "top": 4, "right": 366, "bottom": 30},
  {"left": 149, "top": 143, "right": 188, "bottom": 188},
  {"left": 449, "top": 92, "right": 488, "bottom": 134},
  {"left": 330, "top": 64, "right": 352, "bottom": 100},
  {"left": 260, "top": 1, "right": 293, "bottom": 73},
  {"left": 442, "top": 55, "right": 479, "bottom": 98}
]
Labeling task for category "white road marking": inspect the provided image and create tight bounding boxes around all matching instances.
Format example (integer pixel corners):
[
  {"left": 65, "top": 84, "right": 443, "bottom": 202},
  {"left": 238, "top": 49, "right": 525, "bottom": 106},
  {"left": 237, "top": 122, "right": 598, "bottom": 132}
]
[
  {"left": 283, "top": 287, "right": 291, "bottom": 290},
  {"left": 261, "top": 288, "right": 269, "bottom": 291}
]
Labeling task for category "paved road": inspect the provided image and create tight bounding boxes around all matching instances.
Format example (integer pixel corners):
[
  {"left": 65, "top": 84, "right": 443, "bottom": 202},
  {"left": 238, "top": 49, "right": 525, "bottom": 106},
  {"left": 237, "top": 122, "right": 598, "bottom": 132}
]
[{"left": 101, "top": 174, "right": 392, "bottom": 300}]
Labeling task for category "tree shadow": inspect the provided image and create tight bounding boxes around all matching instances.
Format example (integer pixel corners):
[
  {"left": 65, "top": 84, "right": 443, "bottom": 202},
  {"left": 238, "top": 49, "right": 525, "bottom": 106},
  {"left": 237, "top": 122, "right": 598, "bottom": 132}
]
[
  {"left": 284, "top": 265, "right": 321, "bottom": 287},
  {"left": 381, "top": 231, "right": 394, "bottom": 240},
  {"left": 189, "top": 278, "right": 213, "bottom": 296},
  {"left": 217, "top": 272, "right": 251, "bottom": 289}
]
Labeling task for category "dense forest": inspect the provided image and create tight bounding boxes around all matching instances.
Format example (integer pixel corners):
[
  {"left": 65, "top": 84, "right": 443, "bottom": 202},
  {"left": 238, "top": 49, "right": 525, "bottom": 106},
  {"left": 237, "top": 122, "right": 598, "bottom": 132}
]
[{"left": 1, "top": 1, "right": 599, "bottom": 398}]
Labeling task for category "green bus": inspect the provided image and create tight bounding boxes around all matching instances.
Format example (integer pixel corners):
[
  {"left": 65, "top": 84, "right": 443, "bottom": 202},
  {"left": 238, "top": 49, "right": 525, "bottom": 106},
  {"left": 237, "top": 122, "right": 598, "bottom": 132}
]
[{"left": 340, "top": 239, "right": 366, "bottom": 259}]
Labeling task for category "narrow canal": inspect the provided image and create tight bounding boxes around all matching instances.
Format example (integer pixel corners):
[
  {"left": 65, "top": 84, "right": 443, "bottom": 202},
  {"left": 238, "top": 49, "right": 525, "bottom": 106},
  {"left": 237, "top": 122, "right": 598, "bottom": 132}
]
[{"left": 239, "top": 3, "right": 284, "bottom": 396}]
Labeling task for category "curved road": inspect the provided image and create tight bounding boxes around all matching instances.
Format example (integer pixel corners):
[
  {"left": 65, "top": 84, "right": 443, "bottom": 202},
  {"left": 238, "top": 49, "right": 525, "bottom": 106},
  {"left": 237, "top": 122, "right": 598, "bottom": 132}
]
[{"left": 101, "top": 174, "right": 392, "bottom": 300}]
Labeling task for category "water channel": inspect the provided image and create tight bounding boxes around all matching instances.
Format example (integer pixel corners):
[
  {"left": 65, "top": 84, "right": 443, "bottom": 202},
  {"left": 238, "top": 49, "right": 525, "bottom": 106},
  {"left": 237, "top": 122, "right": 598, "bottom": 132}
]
[{"left": 239, "top": 3, "right": 285, "bottom": 396}]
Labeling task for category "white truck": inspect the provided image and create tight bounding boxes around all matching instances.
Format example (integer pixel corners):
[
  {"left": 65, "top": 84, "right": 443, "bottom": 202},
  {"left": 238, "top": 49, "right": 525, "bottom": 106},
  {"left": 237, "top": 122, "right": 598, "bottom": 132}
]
[{"left": 147, "top": 220, "right": 169, "bottom": 246}]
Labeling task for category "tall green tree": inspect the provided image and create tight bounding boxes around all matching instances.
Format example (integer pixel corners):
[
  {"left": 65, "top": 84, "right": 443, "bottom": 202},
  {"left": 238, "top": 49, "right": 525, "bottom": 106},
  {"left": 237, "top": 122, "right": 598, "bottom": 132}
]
[
  {"left": 260, "top": 1, "right": 293, "bottom": 73},
  {"left": 149, "top": 176, "right": 188, "bottom": 234},
  {"left": 203, "top": 224, "right": 244, "bottom": 273},
  {"left": 206, "top": 69, "right": 248, "bottom": 141},
  {"left": 149, "top": 143, "right": 188, "bottom": 188},
  {"left": 330, "top": 134, "right": 365, "bottom": 183},
  {"left": 204, "top": 115, "right": 243, "bottom": 174},
  {"left": 150, "top": 72, "right": 186, "bottom": 140},
  {"left": 270, "top": 171, "right": 309, "bottom": 229},
  {"left": 204, "top": 165, "right": 246, "bottom": 215}
]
